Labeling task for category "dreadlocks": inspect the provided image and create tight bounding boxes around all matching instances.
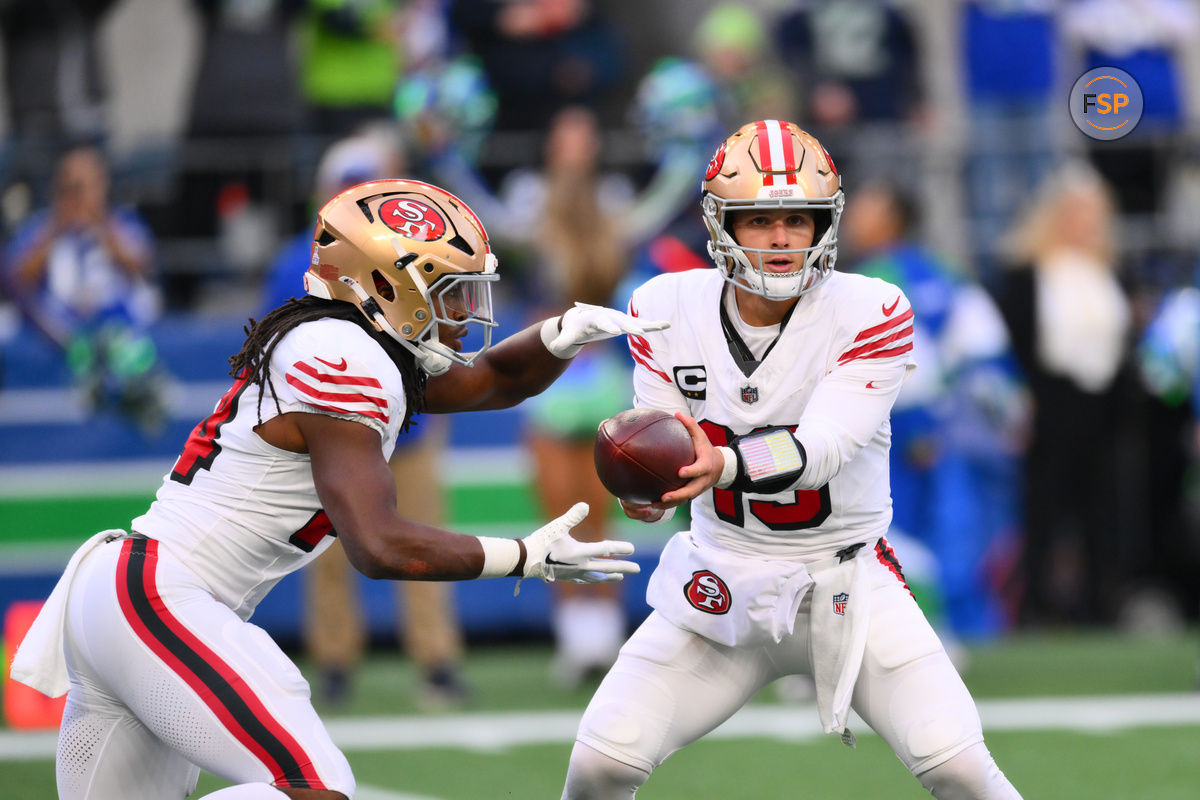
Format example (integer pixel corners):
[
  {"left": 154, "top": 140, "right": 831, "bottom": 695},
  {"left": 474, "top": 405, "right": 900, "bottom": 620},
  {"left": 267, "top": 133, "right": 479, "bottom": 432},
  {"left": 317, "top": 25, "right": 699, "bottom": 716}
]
[{"left": 229, "top": 296, "right": 428, "bottom": 433}]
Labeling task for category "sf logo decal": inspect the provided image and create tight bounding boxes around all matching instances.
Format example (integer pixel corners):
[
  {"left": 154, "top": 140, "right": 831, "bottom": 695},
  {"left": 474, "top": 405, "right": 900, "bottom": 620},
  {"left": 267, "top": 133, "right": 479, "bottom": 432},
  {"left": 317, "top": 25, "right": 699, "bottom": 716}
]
[
  {"left": 380, "top": 198, "right": 447, "bottom": 241},
  {"left": 684, "top": 570, "right": 731, "bottom": 614}
]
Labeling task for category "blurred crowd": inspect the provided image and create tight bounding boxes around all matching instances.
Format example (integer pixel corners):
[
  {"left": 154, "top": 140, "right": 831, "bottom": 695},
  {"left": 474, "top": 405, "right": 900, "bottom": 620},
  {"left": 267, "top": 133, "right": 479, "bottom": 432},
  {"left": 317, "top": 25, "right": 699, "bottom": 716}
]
[{"left": 3, "top": 0, "right": 1200, "bottom": 665}]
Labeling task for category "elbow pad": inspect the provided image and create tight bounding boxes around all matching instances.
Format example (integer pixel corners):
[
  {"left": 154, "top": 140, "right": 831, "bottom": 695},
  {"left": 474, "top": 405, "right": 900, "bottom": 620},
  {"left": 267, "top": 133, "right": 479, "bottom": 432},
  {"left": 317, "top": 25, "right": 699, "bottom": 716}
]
[{"left": 728, "top": 427, "right": 807, "bottom": 494}]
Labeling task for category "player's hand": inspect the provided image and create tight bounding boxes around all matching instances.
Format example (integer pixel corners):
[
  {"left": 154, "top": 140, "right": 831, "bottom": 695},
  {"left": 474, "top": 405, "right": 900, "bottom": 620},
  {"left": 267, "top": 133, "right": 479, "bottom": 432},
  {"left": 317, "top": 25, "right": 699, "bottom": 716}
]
[
  {"left": 522, "top": 502, "right": 640, "bottom": 583},
  {"left": 619, "top": 498, "right": 673, "bottom": 524},
  {"left": 542, "top": 302, "right": 670, "bottom": 359},
  {"left": 660, "top": 413, "right": 726, "bottom": 505}
]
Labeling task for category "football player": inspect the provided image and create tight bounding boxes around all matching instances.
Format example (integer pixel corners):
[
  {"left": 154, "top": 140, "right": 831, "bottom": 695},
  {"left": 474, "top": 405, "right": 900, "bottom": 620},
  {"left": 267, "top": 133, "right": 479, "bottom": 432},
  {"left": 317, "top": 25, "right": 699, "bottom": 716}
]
[
  {"left": 560, "top": 121, "right": 1022, "bottom": 799},
  {"left": 12, "top": 179, "right": 656, "bottom": 800}
]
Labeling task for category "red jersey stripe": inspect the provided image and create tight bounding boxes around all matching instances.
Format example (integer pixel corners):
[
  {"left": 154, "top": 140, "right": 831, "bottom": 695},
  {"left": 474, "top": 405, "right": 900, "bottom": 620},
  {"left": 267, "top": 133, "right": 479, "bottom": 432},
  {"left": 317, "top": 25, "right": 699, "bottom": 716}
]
[
  {"left": 853, "top": 308, "right": 914, "bottom": 343},
  {"left": 630, "top": 350, "right": 672, "bottom": 383},
  {"left": 292, "top": 360, "right": 382, "bottom": 389},
  {"left": 302, "top": 399, "right": 390, "bottom": 424},
  {"left": 285, "top": 373, "right": 388, "bottom": 410},
  {"left": 838, "top": 325, "right": 914, "bottom": 364},
  {"left": 843, "top": 342, "right": 914, "bottom": 364}
]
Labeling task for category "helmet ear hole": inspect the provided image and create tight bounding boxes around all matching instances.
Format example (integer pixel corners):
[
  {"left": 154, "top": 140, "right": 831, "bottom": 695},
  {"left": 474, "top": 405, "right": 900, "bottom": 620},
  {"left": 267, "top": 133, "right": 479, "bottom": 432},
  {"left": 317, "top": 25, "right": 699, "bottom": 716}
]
[{"left": 371, "top": 270, "right": 396, "bottom": 302}]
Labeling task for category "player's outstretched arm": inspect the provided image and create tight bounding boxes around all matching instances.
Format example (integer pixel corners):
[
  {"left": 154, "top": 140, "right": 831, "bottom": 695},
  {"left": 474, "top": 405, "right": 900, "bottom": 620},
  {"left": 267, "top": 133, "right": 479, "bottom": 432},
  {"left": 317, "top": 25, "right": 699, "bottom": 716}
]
[
  {"left": 424, "top": 304, "right": 668, "bottom": 413},
  {"left": 297, "top": 413, "right": 638, "bottom": 583},
  {"left": 301, "top": 412, "right": 487, "bottom": 580}
]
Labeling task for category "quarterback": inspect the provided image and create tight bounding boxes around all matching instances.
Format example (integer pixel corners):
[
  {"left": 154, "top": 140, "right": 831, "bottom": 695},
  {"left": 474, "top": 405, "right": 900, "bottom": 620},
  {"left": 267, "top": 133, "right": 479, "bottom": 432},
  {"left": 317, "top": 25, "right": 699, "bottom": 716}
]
[
  {"left": 11, "top": 179, "right": 654, "bottom": 800},
  {"left": 561, "top": 122, "right": 1021, "bottom": 798}
]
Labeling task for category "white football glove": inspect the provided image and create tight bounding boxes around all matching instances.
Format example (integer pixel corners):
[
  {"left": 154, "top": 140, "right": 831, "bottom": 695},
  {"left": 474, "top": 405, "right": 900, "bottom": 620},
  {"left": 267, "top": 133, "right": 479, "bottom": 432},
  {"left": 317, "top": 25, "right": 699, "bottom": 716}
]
[
  {"left": 541, "top": 302, "right": 670, "bottom": 359},
  {"left": 522, "top": 502, "right": 640, "bottom": 583}
]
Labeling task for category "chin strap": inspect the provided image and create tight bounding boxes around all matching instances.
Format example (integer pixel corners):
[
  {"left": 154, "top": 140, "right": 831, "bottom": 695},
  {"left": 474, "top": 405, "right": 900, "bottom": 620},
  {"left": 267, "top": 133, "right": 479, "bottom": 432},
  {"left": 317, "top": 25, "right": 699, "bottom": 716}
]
[{"left": 338, "top": 276, "right": 453, "bottom": 376}]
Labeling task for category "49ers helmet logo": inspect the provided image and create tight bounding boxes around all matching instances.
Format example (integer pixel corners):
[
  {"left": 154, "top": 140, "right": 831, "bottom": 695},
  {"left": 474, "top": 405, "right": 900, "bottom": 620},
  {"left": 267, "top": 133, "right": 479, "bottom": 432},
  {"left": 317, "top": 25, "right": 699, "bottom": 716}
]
[
  {"left": 684, "top": 570, "right": 731, "bottom": 614},
  {"left": 704, "top": 141, "right": 727, "bottom": 181},
  {"left": 380, "top": 197, "right": 446, "bottom": 241}
]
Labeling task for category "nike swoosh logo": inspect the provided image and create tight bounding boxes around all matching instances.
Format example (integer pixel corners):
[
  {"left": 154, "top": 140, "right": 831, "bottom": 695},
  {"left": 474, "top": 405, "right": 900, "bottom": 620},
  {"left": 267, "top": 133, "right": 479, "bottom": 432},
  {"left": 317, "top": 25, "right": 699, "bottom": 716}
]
[
  {"left": 314, "top": 356, "right": 348, "bottom": 371},
  {"left": 882, "top": 297, "right": 900, "bottom": 316},
  {"left": 545, "top": 555, "right": 571, "bottom": 566},
  {"left": 865, "top": 381, "right": 880, "bottom": 389}
]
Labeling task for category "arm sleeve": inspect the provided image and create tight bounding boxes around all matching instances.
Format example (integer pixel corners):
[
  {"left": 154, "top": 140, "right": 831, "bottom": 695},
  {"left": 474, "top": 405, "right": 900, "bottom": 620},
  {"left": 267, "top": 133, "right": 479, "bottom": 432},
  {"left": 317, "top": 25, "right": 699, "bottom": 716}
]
[
  {"left": 792, "top": 286, "right": 917, "bottom": 488},
  {"left": 794, "top": 358, "right": 913, "bottom": 488}
]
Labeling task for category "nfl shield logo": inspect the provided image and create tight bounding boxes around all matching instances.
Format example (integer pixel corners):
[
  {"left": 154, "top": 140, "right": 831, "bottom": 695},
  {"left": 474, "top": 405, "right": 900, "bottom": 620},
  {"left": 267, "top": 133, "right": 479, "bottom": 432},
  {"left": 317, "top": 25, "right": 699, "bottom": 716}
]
[
  {"left": 741, "top": 385, "right": 759, "bottom": 404},
  {"left": 833, "top": 592, "right": 849, "bottom": 616}
]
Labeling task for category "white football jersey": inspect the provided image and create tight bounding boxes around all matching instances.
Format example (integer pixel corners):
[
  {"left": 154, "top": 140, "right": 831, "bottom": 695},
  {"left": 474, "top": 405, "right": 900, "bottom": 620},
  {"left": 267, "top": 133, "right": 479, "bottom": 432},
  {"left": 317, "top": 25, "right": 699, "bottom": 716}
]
[
  {"left": 132, "top": 318, "right": 407, "bottom": 618},
  {"left": 629, "top": 269, "right": 916, "bottom": 560}
]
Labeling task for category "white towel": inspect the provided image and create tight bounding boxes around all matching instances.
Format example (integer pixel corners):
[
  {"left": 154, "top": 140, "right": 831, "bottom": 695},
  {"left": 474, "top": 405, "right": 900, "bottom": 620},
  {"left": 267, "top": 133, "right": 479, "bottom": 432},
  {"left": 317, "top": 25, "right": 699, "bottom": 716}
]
[
  {"left": 646, "top": 532, "right": 814, "bottom": 648},
  {"left": 809, "top": 549, "right": 872, "bottom": 739},
  {"left": 10, "top": 529, "right": 126, "bottom": 698}
]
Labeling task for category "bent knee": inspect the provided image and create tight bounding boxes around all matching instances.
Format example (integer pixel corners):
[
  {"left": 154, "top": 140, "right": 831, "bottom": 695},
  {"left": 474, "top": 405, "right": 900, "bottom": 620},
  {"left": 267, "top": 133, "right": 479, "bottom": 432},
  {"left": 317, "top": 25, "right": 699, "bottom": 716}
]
[
  {"left": 916, "top": 741, "right": 1021, "bottom": 800},
  {"left": 562, "top": 741, "right": 648, "bottom": 800}
]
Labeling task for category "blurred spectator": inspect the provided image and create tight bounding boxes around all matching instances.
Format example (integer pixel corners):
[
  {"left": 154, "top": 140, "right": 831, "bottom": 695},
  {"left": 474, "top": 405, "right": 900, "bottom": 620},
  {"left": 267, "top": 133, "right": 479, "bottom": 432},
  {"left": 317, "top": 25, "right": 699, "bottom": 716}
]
[
  {"left": 0, "top": 0, "right": 117, "bottom": 190},
  {"left": 959, "top": 0, "right": 1061, "bottom": 277},
  {"left": 4, "top": 144, "right": 166, "bottom": 434},
  {"left": 394, "top": 52, "right": 499, "bottom": 164},
  {"left": 167, "top": 0, "right": 309, "bottom": 307},
  {"left": 775, "top": 0, "right": 923, "bottom": 127},
  {"left": 622, "top": 56, "right": 725, "bottom": 289},
  {"left": 450, "top": 0, "right": 623, "bottom": 134},
  {"left": 298, "top": 0, "right": 433, "bottom": 139},
  {"left": 844, "top": 180, "right": 1023, "bottom": 639},
  {"left": 991, "top": 163, "right": 1139, "bottom": 627},
  {"left": 689, "top": 3, "right": 796, "bottom": 129},
  {"left": 1062, "top": 0, "right": 1200, "bottom": 217},
  {"left": 261, "top": 129, "right": 470, "bottom": 708}
]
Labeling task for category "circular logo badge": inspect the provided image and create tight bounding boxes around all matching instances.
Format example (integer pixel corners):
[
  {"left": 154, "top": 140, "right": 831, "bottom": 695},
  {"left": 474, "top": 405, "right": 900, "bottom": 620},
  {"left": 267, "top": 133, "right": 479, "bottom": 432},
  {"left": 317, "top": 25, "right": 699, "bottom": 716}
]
[
  {"left": 684, "top": 570, "right": 731, "bottom": 615},
  {"left": 704, "top": 141, "right": 727, "bottom": 181},
  {"left": 380, "top": 198, "right": 446, "bottom": 241},
  {"left": 1069, "top": 67, "right": 1143, "bottom": 141}
]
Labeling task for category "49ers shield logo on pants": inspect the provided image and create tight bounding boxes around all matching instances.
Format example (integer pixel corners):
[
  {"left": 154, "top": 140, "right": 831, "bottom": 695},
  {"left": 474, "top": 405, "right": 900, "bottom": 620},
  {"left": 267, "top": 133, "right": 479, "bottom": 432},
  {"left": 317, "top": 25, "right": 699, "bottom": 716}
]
[{"left": 684, "top": 570, "right": 731, "bottom": 614}]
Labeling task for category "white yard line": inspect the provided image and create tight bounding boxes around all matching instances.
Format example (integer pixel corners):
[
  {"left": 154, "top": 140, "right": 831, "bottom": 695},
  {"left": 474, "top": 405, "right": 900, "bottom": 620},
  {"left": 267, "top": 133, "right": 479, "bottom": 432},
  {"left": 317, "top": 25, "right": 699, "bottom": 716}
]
[{"left": 2, "top": 693, "right": 1199, "bottom": 762}]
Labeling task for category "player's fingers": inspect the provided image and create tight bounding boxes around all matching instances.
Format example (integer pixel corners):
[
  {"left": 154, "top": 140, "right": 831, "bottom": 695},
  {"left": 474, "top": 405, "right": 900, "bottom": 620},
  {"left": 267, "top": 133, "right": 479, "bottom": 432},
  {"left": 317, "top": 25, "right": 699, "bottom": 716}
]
[
  {"left": 582, "top": 558, "right": 640, "bottom": 575},
  {"left": 661, "top": 475, "right": 710, "bottom": 504},
  {"left": 598, "top": 540, "right": 636, "bottom": 557},
  {"left": 674, "top": 412, "right": 709, "bottom": 451},
  {"left": 572, "top": 539, "right": 635, "bottom": 559},
  {"left": 639, "top": 319, "right": 670, "bottom": 332},
  {"left": 557, "top": 501, "right": 590, "bottom": 528},
  {"left": 567, "top": 571, "right": 624, "bottom": 584}
]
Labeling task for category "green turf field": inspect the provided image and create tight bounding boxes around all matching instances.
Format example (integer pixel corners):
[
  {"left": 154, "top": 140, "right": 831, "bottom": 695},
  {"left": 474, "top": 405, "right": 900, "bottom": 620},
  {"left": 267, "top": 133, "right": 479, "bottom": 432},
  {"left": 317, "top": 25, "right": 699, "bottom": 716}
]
[{"left": 4, "top": 630, "right": 1198, "bottom": 799}]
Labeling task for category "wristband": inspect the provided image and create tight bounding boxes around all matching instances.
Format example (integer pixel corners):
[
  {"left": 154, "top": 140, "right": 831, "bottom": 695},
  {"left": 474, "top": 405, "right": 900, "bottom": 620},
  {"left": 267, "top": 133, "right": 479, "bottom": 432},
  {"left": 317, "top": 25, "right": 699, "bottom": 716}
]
[
  {"left": 715, "top": 446, "right": 738, "bottom": 489},
  {"left": 477, "top": 536, "right": 523, "bottom": 578}
]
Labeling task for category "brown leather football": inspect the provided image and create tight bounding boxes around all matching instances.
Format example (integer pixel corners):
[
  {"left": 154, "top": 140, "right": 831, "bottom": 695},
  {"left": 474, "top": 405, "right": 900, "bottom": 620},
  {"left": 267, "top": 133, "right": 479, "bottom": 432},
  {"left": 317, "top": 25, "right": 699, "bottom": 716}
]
[{"left": 594, "top": 408, "right": 694, "bottom": 504}]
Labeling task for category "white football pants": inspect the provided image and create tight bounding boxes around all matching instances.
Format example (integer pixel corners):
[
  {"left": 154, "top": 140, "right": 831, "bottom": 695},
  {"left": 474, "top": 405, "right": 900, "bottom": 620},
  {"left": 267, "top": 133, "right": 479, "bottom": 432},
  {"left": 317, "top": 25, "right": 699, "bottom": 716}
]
[{"left": 564, "top": 553, "right": 1021, "bottom": 798}]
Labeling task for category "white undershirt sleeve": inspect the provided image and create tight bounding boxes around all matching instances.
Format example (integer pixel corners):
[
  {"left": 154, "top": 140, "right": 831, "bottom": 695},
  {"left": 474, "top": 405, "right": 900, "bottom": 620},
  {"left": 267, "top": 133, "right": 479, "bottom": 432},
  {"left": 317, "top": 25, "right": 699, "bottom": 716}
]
[{"left": 792, "top": 359, "right": 914, "bottom": 489}]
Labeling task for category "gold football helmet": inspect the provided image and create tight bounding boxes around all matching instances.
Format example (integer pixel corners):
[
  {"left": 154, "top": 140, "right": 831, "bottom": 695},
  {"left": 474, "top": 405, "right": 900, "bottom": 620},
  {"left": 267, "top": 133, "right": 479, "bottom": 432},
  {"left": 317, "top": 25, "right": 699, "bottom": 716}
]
[
  {"left": 702, "top": 120, "right": 843, "bottom": 299},
  {"left": 304, "top": 179, "right": 498, "bottom": 375}
]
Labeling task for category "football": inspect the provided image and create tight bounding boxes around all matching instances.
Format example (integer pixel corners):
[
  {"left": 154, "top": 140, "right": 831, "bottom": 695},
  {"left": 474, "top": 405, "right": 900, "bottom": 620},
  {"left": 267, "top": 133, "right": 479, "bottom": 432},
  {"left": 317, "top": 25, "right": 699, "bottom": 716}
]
[{"left": 594, "top": 408, "right": 695, "bottom": 504}]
